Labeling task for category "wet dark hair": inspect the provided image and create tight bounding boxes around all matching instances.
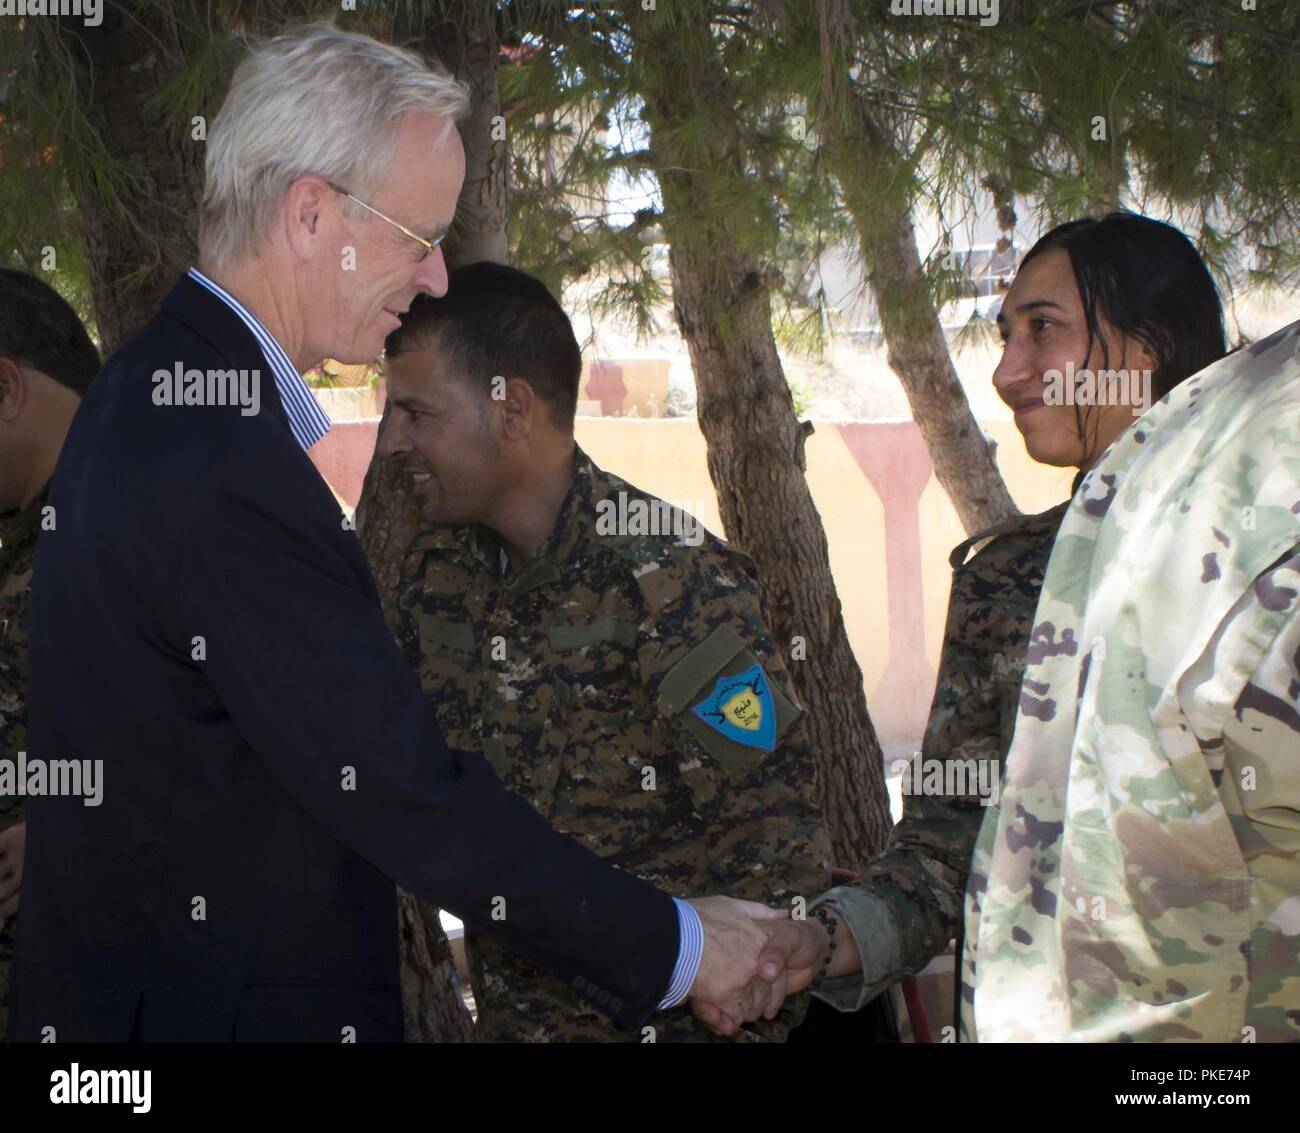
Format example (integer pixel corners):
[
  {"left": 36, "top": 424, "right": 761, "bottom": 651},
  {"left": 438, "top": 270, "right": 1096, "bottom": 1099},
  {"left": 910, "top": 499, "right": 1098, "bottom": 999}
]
[
  {"left": 0, "top": 268, "right": 100, "bottom": 395},
  {"left": 385, "top": 261, "right": 581, "bottom": 427},
  {"left": 1019, "top": 212, "right": 1226, "bottom": 453}
]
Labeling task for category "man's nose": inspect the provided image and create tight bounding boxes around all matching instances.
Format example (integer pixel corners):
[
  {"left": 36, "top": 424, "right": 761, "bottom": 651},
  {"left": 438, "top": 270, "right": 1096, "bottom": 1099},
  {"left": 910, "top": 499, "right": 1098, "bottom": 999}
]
[
  {"left": 376, "top": 407, "right": 409, "bottom": 460},
  {"left": 412, "top": 245, "right": 449, "bottom": 298}
]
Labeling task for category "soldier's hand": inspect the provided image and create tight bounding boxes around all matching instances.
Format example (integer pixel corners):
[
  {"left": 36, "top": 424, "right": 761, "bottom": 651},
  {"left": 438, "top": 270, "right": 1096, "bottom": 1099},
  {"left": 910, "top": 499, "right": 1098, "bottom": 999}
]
[
  {"left": 0, "top": 821, "right": 25, "bottom": 926},
  {"left": 686, "top": 896, "right": 790, "bottom": 1035},
  {"left": 691, "top": 915, "right": 830, "bottom": 1036}
]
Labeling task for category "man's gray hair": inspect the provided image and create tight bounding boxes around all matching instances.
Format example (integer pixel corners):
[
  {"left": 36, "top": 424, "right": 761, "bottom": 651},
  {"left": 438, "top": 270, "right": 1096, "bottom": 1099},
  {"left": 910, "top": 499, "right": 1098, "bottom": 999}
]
[{"left": 198, "top": 22, "right": 468, "bottom": 272}]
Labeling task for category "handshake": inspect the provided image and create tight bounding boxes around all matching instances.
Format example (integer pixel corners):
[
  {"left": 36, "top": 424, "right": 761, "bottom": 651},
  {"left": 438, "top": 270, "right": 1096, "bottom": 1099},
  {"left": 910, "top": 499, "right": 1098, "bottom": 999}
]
[{"left": 684, "top": 896, "right": 851, "bottom": 1036}]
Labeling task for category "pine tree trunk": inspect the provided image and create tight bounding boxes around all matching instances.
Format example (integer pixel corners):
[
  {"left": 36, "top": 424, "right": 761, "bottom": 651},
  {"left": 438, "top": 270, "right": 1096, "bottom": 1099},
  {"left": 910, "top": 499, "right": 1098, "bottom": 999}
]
[
  {"left": 356, "top": 426, "right": 427, "bottom": 632},
  {"left": 826, "top": 93, "right": 1019, "bottom": 535},
  {"left": 54, "top": 3, "right": 202, "bottom": 354},
  {"left": 356, "top": 414, "right": 476, "bottom": 1043},
  {"left": 419, "top": 17, "right": 509, "bottom": 266},
  {"left": 850, "top": 203, "right": 1018, "bottom": 535},
  {"left": 396, "top": 888, "right": 475, "bottom": 1043},
  {"left": 356, "top": 8, "right": 514, "bottom": 1041},
  {"left": 634, "top": 10, "right": 891, "bottom": 866}
]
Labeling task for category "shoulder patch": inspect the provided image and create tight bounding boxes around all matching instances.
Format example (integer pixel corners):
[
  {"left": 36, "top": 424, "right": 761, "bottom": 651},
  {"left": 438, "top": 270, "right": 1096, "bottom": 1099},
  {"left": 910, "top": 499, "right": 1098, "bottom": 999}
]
[
  {"left": 657, "top": 625, "right": 802, "bottom": 774},
  {"left": 690, "top": 663, "right": 776, "bottom": 752}
]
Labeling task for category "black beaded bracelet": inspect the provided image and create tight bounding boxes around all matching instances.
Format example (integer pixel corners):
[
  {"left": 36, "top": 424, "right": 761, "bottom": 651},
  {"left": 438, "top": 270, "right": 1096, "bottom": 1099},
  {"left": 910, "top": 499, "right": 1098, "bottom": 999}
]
[{"left": 810, "top": 905, "right": 839, "bottom": 987}]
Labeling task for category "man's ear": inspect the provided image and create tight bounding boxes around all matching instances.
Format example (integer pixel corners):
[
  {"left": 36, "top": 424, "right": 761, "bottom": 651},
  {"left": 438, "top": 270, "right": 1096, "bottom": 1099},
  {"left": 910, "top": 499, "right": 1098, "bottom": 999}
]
[
  {"left": 499, "top": 376, "right": 537, "bottom": 441},
  {"left": 0, "top": 357, "right": 27, "bottom": 423},
  {"left": 283, "top": 175, "right": 333, "bottom": 264}
]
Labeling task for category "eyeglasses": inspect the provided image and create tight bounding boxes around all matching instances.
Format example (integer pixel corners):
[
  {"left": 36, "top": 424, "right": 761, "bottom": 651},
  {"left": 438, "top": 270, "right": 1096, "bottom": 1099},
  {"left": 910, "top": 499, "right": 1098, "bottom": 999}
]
[{"left": 326, "top": 180, "right": 445, "bottom": 263}]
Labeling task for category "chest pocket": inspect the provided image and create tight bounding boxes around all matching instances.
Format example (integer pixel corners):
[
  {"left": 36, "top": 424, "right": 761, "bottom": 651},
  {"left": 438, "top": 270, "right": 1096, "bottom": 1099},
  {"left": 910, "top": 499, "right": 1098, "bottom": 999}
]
[
  {"left": 418, "top": 613, "right": 475, "bottom": 657},
  {"left": 546, "top": 617, "right": 639, "bottom": 653},
  {"left": 540, "top": 618, "right": 654, "bottom": 827},
  {"left": 416, "top": 613, "right": 483, "bottom": 759},
  {"left": 483, "top": 676, "right": 573, "bottom": 818}
]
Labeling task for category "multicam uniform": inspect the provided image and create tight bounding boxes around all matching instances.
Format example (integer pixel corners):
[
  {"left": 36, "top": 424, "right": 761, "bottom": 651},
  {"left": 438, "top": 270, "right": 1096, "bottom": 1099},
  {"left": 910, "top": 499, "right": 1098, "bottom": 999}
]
[
  {"left": 963, "top": 325, "right": 1300, "bottom": 1042},
  {"left": 810, "top": 494, "right": 1071, "bottom": 1013},
  {"left": 397, "top": 447, "right": 831, "bottom": 1042},
  {"left": 0, "top": 487, "right": 45, "bottom": 1041}
]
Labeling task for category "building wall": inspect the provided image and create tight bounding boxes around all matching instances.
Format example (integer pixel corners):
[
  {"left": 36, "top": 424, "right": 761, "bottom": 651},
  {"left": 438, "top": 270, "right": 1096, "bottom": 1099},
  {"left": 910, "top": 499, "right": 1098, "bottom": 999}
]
[{"left": 310, "top": 415, "right": 1074, "bottom": 741}]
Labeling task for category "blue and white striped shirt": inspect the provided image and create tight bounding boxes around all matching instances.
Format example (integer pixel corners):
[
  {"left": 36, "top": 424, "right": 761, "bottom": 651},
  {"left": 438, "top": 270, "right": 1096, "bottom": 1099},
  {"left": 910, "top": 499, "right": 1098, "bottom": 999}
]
[
  {"left": 661, "top": 899, "right": 704, "bottom": 1010},
  {"left": 187, "top": 268, "right": 332, "bottom": 451},
  {"left": 188, "top": 265, "right": 703, "bottom": 1012}
]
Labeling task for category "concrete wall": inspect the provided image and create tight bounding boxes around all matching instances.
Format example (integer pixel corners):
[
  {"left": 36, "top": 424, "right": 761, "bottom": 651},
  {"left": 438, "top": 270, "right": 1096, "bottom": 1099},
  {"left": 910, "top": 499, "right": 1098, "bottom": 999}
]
[{"left": 309, "top": 415, "right": 1073, "bottom": 741}]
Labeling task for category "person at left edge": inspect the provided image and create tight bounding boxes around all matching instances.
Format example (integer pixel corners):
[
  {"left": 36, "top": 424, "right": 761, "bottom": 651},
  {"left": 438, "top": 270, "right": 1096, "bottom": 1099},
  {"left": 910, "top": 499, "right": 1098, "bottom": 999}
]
[
  {"left": 0, "top": 269, "right": 101, "bottom": 1043},
  {"left": 10, "top": 22, "right": 797, "bottom": 1043}
]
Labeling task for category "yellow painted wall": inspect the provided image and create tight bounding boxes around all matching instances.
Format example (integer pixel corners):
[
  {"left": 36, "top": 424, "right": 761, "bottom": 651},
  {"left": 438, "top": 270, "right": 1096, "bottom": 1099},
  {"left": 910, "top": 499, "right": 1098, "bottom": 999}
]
[{"left": 576, "top": 416, "right": 1075, "bottom": 740}]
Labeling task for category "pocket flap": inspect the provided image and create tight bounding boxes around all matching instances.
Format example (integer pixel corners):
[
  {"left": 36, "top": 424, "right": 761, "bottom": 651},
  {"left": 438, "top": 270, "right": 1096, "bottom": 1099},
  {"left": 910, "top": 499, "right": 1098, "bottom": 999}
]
[
  {"left": 418, "top": 613, "right": 476, "bottom": 655},
  {"left": 547, "top": 617, "right": 638, "bottom": 652},
  {"left": 656, "top": 624, "right": 747, "bottom": 714}
]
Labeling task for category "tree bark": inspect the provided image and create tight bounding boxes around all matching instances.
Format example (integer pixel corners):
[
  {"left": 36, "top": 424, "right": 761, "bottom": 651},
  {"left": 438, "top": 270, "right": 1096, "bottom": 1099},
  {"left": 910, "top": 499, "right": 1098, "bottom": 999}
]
[
  {"left": 355, "top": 7, "right": 514, "bottom": 1042},
  {"left": 355, "top": 410, "right": 476, "bottom": 1043},
  {"left": 396, "top": 888, "right": 475, "bottom": 1044},
  {"left": 633, "top": 9, "right": 891, "bottom": 866},
  {"left": 54, "top": 2, "right": 202, "bottom": 354},
  {"left": 394, "top": 7, "right": 509, "bottom": 267},
  {"left": 824, "top": 89, "right": 1019, "bottom": 535}
]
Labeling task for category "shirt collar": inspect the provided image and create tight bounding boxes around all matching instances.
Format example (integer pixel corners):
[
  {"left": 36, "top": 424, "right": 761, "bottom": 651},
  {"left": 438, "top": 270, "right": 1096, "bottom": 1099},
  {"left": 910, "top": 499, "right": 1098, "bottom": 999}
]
[{"left": 186, "top": 267, "right": 332, "bottom": 451}]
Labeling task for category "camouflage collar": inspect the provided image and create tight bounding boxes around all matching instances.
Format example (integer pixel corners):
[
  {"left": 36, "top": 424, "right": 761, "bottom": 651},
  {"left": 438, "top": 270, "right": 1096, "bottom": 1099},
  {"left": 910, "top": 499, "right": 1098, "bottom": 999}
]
[
  {"left": 480, "top": 445, "right": 596, "bottom": 598},
  {"left": 528, "top": 444, "right": 597, "bottom": 568},
  {"left": 0, "top": 483, "right": 49, "bottom": 553}
]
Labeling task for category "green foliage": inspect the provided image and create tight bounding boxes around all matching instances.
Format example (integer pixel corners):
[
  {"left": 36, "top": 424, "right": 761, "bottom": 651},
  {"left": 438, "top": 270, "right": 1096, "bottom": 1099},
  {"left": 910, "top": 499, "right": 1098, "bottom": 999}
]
[
  {"left": 0, "top": 0, "right": 329, "bottom": 337},
  {"left": 4, "top": 0, "right": 1297, "bottom": 362},
  {"left": 500, "top": 0, "right": 855, "bottom": 350},
  {"left": 792, "top": 1, "right": 1299, "bottom": 299},
  {"left": 0, "top": 18, "right": 114, "bottom": 335}
]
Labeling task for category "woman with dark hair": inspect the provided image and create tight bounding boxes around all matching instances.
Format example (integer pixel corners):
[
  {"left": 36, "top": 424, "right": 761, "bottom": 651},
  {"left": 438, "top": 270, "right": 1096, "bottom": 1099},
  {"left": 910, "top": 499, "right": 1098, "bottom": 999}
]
[
  {"left": 698, "top": 212, "right": 1229, "bottom": 1036},
  {"left": 992, "top": 211, "right": 1226, "bottom": 471}
]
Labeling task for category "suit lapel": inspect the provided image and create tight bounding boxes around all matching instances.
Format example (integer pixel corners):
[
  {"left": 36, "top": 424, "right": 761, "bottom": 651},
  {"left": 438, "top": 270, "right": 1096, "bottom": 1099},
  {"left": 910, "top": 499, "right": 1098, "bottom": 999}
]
[{"left": 157, "top": 272, "right": 292, "bottom": 434}]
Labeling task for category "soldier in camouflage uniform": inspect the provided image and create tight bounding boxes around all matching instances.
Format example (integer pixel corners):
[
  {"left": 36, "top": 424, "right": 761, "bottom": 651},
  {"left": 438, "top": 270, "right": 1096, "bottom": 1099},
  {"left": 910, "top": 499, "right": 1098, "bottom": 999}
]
[
  {"left": 0, "top": 268, "right": 100, "bottom": 1040},
  {"left": 964, "top": 320, "right": 1300, "bottom": 1042},
  {"left": 380, "top": 262, "right": 831, "bottom": 1042},
  {"left": 0, "top": 494, "right": 42, "bottom": 1041},
  {"left": 805, "top": 497, "right": 1071, "bottom": 1013},
  {"left": 793, "top": 215, "right": 1232, "bottom": 1030}
]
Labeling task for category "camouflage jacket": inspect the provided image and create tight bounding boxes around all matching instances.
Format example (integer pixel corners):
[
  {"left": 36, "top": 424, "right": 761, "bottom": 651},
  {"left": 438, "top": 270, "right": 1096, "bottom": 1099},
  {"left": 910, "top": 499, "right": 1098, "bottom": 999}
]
[
  {"left": 0, "top": 485, "right": 45, "bottom": 1040},
  {"left": 810, "top": 494, "right": 1071, "bottom": 1015},
  {"left": 964, "top": 324, "right": 1300, "bottom": 1042},
  {"left": 0, "top": 488, "right": 43, "bottom": 825},
  {"left": 396, "top": 447, "right": 831, "bottom": 1042}
]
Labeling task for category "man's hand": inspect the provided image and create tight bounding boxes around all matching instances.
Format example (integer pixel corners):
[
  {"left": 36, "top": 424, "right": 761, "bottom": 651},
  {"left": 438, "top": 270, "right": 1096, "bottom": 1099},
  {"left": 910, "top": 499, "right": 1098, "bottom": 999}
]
[
  {"left": 0, "top": 822, "right": 25, "bottom": 927},
  {"left": 686, "top": 896, "right": 790, "bottom": 1032},
  {"left": 690, "top": 911, "right": 829, "bottom": 1036}
]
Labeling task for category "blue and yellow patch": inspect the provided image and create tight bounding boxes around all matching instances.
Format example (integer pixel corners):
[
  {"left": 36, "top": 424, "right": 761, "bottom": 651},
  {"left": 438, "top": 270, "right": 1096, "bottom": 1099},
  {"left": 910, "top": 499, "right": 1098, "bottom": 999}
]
[{"left": 690, "top": 663, "right": 777, "bottom": 752}]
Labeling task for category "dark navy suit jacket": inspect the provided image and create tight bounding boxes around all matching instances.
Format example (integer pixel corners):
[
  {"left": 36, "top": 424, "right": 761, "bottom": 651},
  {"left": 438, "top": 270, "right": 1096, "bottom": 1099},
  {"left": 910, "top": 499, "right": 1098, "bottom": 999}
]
[{"left": 10, "top": 274, "right": 677, "bottom": 1041}]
